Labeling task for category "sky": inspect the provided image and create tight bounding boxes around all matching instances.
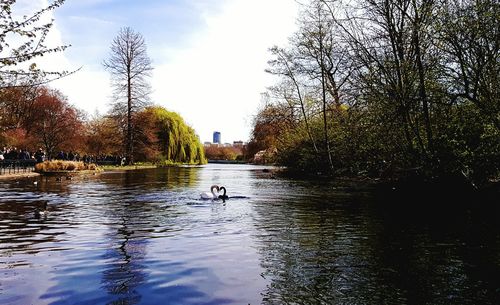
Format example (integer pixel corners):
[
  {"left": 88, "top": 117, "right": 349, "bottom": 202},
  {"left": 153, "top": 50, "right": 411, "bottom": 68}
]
[{"left": 16, "top": 0, "right": 300, "bottom": 144}]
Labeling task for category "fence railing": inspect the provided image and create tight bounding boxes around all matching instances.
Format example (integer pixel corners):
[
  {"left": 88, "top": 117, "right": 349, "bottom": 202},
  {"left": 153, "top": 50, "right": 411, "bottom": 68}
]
[{"left": 0, "top": 159, "right": 37, "bottom": 175}]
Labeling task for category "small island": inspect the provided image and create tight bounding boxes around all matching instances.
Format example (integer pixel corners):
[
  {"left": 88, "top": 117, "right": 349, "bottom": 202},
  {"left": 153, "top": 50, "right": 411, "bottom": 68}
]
[{"left": 34, "top": 160, "right": 101, "bottom": 175}]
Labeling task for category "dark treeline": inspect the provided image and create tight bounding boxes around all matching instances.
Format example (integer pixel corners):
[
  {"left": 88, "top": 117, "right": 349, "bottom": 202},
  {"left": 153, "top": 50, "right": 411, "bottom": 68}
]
[{"left": 248, "top": 0, "right": 499, "bottom": 188}]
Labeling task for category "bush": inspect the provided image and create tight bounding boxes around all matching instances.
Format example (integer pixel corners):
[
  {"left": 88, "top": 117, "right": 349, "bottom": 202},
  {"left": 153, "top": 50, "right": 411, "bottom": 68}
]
[{"left": 35, "top": 160, "right": 101, "bottom": 173}]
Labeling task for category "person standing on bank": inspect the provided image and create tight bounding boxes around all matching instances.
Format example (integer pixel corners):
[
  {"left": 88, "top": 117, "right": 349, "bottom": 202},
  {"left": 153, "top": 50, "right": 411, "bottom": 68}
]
[{"left": 34, "top": 148, "right": 45, "bottom": 163}]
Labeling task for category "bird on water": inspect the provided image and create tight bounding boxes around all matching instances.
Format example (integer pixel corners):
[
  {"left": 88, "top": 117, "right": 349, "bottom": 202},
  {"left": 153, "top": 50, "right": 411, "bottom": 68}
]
[
  {"left": 34, "top": 202, "right": 48, "bottom": 219},
  {"left": 200, "top": 185, "right": 220, "bottom": 200}
]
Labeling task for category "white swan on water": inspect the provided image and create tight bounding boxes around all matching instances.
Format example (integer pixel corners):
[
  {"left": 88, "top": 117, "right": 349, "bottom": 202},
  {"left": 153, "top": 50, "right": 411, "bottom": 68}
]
[{"left": 200, "top": 185, "right": 220, "bottom": 200}]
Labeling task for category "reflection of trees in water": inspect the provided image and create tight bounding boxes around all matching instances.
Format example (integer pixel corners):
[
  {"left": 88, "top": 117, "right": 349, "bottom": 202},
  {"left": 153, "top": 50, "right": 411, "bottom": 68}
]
[
  {"left": 0, "top": 199, "right": 62, "bottom": 259},
  {"left": 103, "top": 167, "right": 199, "bottom": 191},
  {"left": 253, "top": 185, "right": 381, "bottom": 304},
  {"left": 99, "top": 168, "right": 227, "bottom": 304},
  {"left": 158, "top": 167, "right": 199, "bottom": 189},
  {"left": 101, "top": 213, "right": 148, "bottom": 304},
  {"left": 99, "top": 172, "right": 152, "bottom": 304},
  {"left": 98, "top": 168, "right": 200, "bottom": 304},
  {"left": 0, "top": 176, "right": 85, "bottom": 259},
  {"left": 252, "top": 180, "right": 500, "bottom": 305}
]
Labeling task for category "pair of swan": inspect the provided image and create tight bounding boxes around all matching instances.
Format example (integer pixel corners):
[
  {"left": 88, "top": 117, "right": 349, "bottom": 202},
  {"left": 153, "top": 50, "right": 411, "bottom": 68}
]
[{"left": 200, "top": 185, "right": 229, "bottom": 200}]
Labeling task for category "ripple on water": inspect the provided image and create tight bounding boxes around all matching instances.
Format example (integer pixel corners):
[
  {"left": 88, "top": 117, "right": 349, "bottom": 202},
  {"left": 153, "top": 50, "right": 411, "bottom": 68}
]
[{"left": 1, "top": 165, "right": 499, "bottom": 305}]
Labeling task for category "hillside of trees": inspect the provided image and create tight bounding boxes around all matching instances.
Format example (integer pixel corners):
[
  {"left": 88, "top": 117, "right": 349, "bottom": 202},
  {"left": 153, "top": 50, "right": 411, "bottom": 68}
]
[{"left": 248, "top": 0, "right": 499, "bottom": 188}]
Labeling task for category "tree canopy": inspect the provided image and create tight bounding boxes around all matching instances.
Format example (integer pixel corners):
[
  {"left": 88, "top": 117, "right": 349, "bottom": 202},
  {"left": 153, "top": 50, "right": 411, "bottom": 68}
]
[
  {"left": 251, "top": 0, "right": 500, "bottom": 187},
  {"left": 146, "top": 106, "right": 206, "bottom": 164}
]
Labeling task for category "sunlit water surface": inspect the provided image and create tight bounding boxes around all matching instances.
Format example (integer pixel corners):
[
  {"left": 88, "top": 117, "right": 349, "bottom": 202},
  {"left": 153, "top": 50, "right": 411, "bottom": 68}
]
[{"left": 0, "top": 164, "right": 498, "bottom": 305}]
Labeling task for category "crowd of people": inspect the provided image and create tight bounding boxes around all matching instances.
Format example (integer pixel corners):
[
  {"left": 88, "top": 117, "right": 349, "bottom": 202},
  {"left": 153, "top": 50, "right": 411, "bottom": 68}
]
[
  {"left": 0, "top": 147, "right": 125, "bottom": 165},
  {"left": 0, "top": 147, "right": 39, "bottom": 162}
]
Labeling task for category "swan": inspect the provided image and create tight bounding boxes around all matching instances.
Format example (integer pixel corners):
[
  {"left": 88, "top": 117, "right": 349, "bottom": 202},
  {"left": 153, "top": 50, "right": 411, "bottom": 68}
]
[
  {"left": 218, "top": 186, "right": 229, "bottom": 200},
  {"left": 200, "top": 185, "right": 220, "bottom": 200}
]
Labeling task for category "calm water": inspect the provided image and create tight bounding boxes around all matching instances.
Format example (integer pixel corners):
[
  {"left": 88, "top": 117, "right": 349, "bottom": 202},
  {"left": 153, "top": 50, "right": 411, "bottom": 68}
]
[{"left": 0, "top": 164, "right": 498, "bottom": 305}]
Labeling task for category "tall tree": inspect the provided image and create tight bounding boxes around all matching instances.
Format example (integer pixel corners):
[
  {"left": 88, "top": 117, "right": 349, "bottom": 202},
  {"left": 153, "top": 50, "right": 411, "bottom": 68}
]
[
  {"left": 267, "top": 47, "right": 320, "bottom": 156},
  {"left": 267, "top": 0, "right": 353, "bottom": 172},
  {"left": 322, "top": 0, "right": 441, "bottom": 164},
  {"left": 103, "top": 27, "right": 153, "bottom": 164}
]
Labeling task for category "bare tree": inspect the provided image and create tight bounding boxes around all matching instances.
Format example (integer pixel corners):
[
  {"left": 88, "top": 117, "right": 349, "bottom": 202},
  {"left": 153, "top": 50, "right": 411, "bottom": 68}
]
[
  {"left": 103, "top": 27, "right": 153, "bottom": 164},
  {"left": 267, "top": 46, "right": 320, "bottom": 155},
  {"left": 267, "top": 0, "right": 353, "bottom": 172},
  {"left": 437, "top": 0, "right": 500, "bottom": 130}
]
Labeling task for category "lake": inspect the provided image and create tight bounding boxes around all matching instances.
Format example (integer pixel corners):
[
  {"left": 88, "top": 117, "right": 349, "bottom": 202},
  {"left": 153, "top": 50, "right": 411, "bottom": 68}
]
[{"left": 0, "top": 164, "right": 498, "bottom": 304}]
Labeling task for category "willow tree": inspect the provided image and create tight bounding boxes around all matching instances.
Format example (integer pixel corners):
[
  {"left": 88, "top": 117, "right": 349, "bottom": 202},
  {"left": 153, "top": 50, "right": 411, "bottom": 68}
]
[
  {"left": 152, "top": 107, "right": 206, "bottom": 164},
  {"left": 134, "top": 106, "right": 206, "bottom": 164},
  {"left": 103, "top": 27, "right": 153, "bottom": 164}
]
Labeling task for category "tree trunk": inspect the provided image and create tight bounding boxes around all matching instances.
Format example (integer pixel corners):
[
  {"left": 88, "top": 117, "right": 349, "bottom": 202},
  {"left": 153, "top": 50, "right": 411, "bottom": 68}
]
[
  {"left": 318, "top": 11, "right": 334, "bottom": 172},
  {"left": 412, "top": 0, "right": 433, "bottom": 156},
  {"left": 127, "top": 73, "right": 133, "bottom": 164}
]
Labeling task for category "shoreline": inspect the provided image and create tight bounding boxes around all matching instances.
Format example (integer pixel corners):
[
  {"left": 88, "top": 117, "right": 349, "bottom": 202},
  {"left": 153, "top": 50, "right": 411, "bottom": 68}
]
[{"left": 0, "top": 172, "right": 41, "bottom": 180}]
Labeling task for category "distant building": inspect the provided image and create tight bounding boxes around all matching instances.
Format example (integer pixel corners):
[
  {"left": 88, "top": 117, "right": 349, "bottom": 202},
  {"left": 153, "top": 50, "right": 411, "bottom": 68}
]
[
  {"left": 233, "top": 141, "right": 244, "bottom": 148},
  {"left": 213, "top": 131, "right": 221, "bottom": 144}
]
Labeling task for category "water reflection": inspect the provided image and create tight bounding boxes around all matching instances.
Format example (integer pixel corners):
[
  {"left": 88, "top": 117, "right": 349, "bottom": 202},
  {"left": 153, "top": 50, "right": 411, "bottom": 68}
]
[
  {"left": 251, "top": 178, "right": 500, "bottom": 305},
  {"left": 101, "top": 167, "right": 199, "bottom": 191},
  {"left": 0, "top": 165, "right": 498, "bottom": 305},
  {"left": 100, "top": 200, "right": 150, "bottom": 304}
]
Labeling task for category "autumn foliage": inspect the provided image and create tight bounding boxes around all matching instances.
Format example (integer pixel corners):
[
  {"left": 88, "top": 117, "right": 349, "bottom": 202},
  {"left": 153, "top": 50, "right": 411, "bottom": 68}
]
[
  {"left": 0, "top": 2, "right": 204, "bottom": 166},
  {"left": 0, "top": 81, "right": 209, "bottom": 165},
  {"left": 0, "top": 86, "right": 84, "bottom": 157},
  {"left": 204, "top": 145, "right": 242, "bottom": 161}
]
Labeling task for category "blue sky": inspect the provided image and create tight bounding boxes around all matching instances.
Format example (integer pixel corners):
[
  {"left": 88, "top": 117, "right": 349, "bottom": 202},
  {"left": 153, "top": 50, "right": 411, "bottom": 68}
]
[{"left": 19, "top": 0, "right": 299, "bottom": 143}]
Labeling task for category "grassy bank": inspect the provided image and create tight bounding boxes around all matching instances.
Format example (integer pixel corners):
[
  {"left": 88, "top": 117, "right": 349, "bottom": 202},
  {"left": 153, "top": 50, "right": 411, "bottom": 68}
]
[{"left": 100, "top": 163, "right": 157, "bottom": 171}]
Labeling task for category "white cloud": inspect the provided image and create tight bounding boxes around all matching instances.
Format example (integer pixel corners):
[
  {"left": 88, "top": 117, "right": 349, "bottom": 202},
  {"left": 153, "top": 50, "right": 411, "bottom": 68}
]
[
  {"left": 7, "top": 1, "right": 107, "bottom": 112},
  {"left": 13, "top": 0, "right": 299, "bottom": 143},
  {"left": 151, "top": 0, "right": 298, "bottom": 143},
  {"left": 51, "top": 67, "right": 111, "bottom": 114}
]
